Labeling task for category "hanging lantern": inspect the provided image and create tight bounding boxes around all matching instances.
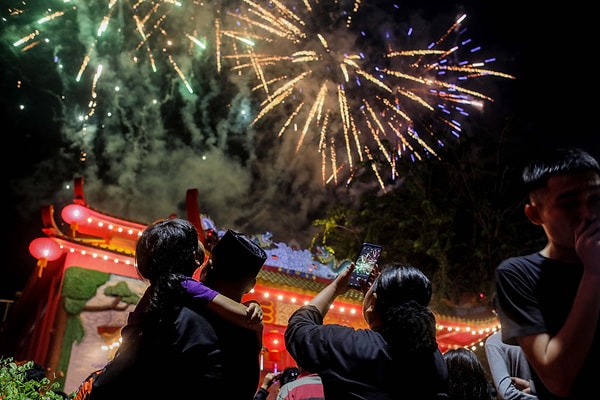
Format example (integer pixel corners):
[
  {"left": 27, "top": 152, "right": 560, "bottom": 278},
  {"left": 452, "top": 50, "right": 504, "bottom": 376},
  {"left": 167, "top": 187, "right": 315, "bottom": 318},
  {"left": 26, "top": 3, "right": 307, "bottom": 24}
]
[
  {"left": 61, "top": 204, "right": 90, "bottom": 237},
  {"left": 264, "top": 330, "right": 285, "bottom": 352},
  {"left": 61, "top": 204, "right": 88, "bottom": 224},
  {"left": 29, "top": 237, "right": 62, "bottom": 278},
  {"left": 264, "top": 330, "right": 285, "bottom": 361}
]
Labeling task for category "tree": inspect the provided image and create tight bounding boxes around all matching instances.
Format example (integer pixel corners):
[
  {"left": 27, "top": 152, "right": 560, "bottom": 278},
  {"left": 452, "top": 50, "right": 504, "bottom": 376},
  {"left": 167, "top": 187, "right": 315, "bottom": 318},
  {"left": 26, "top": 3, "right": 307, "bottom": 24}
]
[{"left": 311, "top": 128, "right": 545, "bottom": 313}]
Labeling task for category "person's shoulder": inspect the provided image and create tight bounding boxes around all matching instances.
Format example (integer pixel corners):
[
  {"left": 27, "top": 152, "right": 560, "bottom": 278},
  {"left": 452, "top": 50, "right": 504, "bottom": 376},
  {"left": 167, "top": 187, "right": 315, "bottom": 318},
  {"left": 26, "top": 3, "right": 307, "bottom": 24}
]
[
  {"left": 497, "top": 252, "right": 542, "bottom": 273},
  {"left": 181, "top": 278, "right": 218, "bottom": 302},
  {"left": 281, "top": 374, "right": 325, "bottom": 398},
  {"left": 499, "top": 252, "right": 542, "bottom": 265},
  {"left": 177, "top": 304, "right": 231, "bottom": 325},
  {"left": 484, "top": 331, "right": 501, "bottom": 344},
  {"left": 288, "top": 304, "right": 324, "bottom": 325},
  {"left": 174, "top": 306, "right": 258, "bottom": 351},
  {"left": 175, "top": 306, "right": 218, "bottom": 335},
  {"left": 179, "top": 305, "right": 258, "bottom": 338}
]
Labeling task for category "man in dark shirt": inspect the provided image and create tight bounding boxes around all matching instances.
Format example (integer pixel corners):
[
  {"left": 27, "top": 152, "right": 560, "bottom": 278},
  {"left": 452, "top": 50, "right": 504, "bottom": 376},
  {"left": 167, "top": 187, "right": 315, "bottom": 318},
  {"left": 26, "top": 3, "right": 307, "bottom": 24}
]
[
  {"left": 88, "top": 227, "right": 267, "bottom": 400},
  {"left": 195, "top": 229, "right": 268, "bottom": 398},
  {"left": 495, "top": 148, "right": 600, "bottom": 399}
]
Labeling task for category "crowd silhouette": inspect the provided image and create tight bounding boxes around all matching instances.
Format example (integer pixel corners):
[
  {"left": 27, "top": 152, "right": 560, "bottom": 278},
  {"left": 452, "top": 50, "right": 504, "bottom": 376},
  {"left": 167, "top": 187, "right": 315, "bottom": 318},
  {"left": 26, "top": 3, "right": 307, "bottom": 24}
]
[{"left": 67, "top": 147, "right": 598, "bottom": 400}]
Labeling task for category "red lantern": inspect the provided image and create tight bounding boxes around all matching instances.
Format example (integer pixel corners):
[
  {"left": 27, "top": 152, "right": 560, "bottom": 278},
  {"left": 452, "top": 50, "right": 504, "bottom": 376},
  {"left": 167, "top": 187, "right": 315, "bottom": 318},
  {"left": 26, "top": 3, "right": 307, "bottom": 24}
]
[
  {"left": 264, "top": 330, "right": 285, "bottom": 361},
  {"left": 61, "top": 204, "right": 88, "bottom": 224},
  {"left": 29, "top": 237, "right": 62, "bottom": 278},
  {"left": 264, "top": 330, "right": 285, "bottom": 352}
]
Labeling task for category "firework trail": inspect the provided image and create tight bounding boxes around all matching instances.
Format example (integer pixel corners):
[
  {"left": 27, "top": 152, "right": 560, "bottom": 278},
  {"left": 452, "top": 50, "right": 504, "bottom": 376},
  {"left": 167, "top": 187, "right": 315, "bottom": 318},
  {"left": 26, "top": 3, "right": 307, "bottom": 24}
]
[
  {"left": 8, "top": 0, "right": 213, "bottom": 92},
  {"left": 218, "top": 0, "right": 514, "bottom": 190},
  {"left": 4, "top": 0, "right": 217, "bottom": 159},
  {"left": 1, "top": 0, "right": 514, "bottom": 237},
  {"left": 1, "top": 0, "right": 269, "bottom": 235}
]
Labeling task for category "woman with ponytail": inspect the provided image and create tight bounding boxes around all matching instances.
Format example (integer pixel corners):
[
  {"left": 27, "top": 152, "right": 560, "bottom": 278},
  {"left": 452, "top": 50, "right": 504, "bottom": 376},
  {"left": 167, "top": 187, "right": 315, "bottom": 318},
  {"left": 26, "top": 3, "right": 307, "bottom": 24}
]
[{"left": 285, "top": 263, "right": 448, "bottom": 400}]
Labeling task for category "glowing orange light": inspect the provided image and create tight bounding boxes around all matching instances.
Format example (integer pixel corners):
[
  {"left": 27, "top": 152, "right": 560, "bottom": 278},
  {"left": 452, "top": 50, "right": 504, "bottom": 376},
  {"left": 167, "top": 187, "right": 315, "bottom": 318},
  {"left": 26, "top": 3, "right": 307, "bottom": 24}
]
[
  {"left": 29, "top": 237, "right": 62, "bottom": 277},
  {"left": 264, "top": 329, "right": 285, "bottom": 352},
  {"left": 61, "top": 204, "right": 89, "bottom": 224}
]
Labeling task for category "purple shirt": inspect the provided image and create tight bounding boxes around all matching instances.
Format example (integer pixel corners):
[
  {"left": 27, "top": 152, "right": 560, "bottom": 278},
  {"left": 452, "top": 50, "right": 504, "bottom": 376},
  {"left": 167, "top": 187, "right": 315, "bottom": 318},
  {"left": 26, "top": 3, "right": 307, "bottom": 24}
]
[
  {"left": 181, "top": 278, "right": 218, "bottom": 303},
  {"left": 129, "top": 278, "right": 218, "bottom": 325}
]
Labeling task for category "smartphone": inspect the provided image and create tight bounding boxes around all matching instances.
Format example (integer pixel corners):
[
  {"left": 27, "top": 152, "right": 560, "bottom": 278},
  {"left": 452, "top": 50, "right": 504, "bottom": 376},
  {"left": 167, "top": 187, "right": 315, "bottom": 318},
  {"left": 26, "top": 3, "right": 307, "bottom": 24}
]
[{"left": 348, "top": 242, "right": 382, "bottom": 288}]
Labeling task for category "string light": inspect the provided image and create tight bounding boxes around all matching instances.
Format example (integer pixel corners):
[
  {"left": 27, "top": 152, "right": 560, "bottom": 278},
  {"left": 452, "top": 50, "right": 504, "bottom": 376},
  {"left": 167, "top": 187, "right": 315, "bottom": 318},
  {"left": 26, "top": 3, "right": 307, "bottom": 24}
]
[{"left": 39, "top": 199, "right": 499, "bottom": 354}]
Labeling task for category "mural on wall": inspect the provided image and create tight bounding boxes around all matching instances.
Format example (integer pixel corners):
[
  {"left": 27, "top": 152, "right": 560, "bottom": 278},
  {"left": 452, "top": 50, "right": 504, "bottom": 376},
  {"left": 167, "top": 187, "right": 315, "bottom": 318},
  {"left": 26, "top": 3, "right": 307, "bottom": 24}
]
[{"left": 61, "top": 267, "right": 147, "bottom": 394}]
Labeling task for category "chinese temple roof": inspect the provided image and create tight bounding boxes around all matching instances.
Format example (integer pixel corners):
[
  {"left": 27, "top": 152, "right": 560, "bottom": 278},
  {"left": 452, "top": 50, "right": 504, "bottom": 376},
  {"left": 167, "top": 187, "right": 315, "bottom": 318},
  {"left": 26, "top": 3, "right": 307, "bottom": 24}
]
[{"left": 30, "top": 177, "right": 499, "bottom": 352}]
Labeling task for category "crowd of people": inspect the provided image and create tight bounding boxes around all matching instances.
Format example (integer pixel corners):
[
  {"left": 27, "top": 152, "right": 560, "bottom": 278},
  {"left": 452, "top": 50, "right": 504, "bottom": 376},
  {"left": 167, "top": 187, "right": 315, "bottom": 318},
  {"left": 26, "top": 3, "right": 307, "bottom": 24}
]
[{"left": 67, "top": 147, "right": 598, "bottom": 400}]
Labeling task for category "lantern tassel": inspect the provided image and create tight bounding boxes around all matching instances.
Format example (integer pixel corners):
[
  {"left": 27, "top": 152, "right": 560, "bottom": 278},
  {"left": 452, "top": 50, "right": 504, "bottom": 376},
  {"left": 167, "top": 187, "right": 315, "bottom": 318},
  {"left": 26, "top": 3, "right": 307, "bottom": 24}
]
[{"left": 37, "top": 258, "right": 48, "bottom": 278}]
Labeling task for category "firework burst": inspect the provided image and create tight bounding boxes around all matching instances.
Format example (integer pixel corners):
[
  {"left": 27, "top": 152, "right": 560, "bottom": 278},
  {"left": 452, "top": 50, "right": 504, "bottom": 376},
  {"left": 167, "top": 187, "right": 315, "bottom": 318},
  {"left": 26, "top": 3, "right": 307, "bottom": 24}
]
[
  {"left": 2, "top": 0, "right": 514, "bottom": 192},
  {"left": 218, "top": 0, "right": 514, "bottom": 190},
  {"left": 3, "top": 0, "right": 216, "bottom": 158}
]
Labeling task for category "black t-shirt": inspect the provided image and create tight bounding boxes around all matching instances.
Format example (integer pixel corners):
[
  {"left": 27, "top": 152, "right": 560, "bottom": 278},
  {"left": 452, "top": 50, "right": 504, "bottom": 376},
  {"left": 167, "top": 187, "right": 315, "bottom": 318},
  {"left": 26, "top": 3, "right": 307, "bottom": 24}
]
[
  {"left": 174, "top": 305, "right": 262, "bottom": 399},
  {"left": 91, "top": 304, "right": 261, "bottom": 400},
  {"left": 495, "top": 252, "right": 600, "bottom": 400}
]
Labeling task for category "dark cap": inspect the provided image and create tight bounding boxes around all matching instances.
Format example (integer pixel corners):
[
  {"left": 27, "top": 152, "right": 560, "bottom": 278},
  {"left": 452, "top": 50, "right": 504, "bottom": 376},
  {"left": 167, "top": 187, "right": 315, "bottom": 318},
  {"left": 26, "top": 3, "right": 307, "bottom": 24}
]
[{"left": 210, "top": 229, "right": 267, "bottom": 279}]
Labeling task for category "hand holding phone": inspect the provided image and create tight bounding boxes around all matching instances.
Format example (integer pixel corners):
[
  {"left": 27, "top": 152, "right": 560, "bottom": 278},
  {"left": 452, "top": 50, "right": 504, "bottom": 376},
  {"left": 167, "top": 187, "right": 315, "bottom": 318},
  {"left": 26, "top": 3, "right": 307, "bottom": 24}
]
[{"left": 348, "top": 242, "right": 382, "bottom": 288}]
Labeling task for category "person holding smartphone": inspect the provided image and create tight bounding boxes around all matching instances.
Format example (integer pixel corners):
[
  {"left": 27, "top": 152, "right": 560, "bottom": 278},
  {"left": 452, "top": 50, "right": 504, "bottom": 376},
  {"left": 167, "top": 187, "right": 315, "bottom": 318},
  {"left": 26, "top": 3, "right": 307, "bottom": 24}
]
[
  {"left": 254, "top": 367, "right": 300, "bottom": 400},
  {"left": 284, "top": 262, "right": 448, "bottom": 400},
  {"left": 254, "top": 372, "right": 280, "bottom": 400},
  {"left": 348, "top": 243, "right": 383, "bottom": 288}
]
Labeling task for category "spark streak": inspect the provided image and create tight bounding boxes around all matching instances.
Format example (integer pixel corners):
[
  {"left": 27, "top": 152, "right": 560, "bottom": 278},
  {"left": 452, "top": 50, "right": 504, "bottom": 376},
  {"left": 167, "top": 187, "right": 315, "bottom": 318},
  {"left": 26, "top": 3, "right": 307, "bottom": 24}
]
[{"left": 219, "top": 0, "right": 514, "bottom": 190}]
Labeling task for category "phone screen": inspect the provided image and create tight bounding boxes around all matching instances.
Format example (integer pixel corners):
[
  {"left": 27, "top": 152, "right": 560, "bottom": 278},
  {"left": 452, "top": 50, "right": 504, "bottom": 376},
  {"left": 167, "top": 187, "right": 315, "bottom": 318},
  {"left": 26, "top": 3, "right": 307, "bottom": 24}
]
[{"left": 348, "top": 242, "right": 382, "bottom": 288}]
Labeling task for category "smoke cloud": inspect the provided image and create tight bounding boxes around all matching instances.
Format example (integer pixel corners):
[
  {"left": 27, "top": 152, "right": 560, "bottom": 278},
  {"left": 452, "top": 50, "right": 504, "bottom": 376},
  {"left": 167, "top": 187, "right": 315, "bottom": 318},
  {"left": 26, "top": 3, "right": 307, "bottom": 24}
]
[{"left": 6, "top": 0, "right": 511, "bottom": 251}]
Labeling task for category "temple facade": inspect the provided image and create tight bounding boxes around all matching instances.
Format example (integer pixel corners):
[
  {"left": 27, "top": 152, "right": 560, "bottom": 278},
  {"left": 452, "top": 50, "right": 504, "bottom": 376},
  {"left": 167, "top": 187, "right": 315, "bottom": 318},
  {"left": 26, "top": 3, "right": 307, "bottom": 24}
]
[{"left": 1, "top": 177, "right": 498, "bottom": 394}]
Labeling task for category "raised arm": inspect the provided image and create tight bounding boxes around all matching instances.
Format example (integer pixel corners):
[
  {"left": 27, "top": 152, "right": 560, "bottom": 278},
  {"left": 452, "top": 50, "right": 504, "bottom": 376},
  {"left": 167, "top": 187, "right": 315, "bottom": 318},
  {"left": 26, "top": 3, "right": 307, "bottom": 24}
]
[
  {"left": 519, "top": 219, "right": 600, "bottom": 397},
  {"left": 206, "top": 295, "right": 264, "bottom": 333},
  {"left": 308, "top": 263, "right": 354, "bottom": 317},
  {"left": 182, "top": 278, "right": 263, "bottom": 333}
]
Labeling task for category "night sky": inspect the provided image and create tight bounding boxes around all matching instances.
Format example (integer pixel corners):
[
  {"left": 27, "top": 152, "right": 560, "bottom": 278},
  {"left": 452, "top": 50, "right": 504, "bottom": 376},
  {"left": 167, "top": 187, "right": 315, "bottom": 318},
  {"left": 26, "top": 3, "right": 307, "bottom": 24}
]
[{"left": 2, "top": 0, "right": 598, "bottom": 299}]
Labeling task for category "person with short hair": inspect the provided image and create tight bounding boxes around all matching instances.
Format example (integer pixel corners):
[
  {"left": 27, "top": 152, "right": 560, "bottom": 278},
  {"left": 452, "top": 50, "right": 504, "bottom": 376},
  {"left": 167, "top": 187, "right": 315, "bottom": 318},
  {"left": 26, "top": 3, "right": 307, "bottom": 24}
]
[
  {"left": 254, "top": 366, "right": 301, "bottom": 400},
  {"left": 278, "top": 366, "right": 301, "bottom": 387},
  {"left": 495, "top": 147, "right": 600, "bottom": 399}
]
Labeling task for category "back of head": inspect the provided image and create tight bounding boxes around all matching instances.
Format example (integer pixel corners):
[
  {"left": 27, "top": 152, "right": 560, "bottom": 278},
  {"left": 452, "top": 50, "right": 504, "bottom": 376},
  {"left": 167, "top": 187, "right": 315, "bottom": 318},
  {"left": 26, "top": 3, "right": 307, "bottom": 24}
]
[
  {"left": 373, "top": 264, "right": 438, "bottom": 357},
  {"left": 444, "top": 348, "right": 493, "bottom": 400},
  {"left": 131, "top": 218, "right": 203, "bottom": 345},
  {"left": 361, "top": 264, "right": 447, "bottom": 399},
  {"left": 279, "top": 366, "right": 300, "bottom": 386},
  {"left": 135, "top": 218, "right": 202, "bottom": 282},
  {"left": 373, "top": 263, "right": 432, "bottom": 309},
  {"left": 522, "top": 147, "right": 600, "bottom": 193},
  {"left": 203, "top": 229, "right": 267, "bottom": 284}
]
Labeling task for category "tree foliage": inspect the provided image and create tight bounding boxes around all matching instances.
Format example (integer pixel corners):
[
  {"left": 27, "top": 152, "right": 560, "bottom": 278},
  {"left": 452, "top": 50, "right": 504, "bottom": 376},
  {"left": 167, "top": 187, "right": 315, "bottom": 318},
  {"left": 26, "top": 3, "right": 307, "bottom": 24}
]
[
  {"left": 311, "top": 129, "right": 545, "bottom": 312},
  {"left": 0, "top": 357, "right": 66, "bottom": 400}
]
